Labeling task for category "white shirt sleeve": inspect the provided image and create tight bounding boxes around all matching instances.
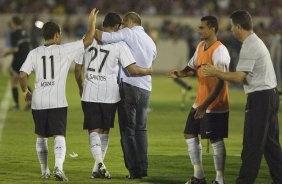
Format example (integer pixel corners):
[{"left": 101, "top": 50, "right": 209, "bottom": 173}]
[
  {"left": 62, "top": 40, "right": 85, "bottom": 61},
  {"left": 20, "top": 51, "right": 34, "bottom": 75},
  {"left": 118, "top": 42, "right": 136, "bottom": 68},
  {"left": 101, "top": 28, "right": 131, "bottom": 44},
  {"left": 236, "top": 46, "right": 256, "bottom": 72},
  {"left": 212, "top": 45, "right": 230, "bottom": 72},
  {"left": 187, "top": 44, "right": 200, "bottom": 70}
]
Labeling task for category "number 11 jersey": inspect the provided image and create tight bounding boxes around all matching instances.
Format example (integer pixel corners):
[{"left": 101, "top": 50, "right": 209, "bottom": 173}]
[{"left": 20, "top": 40, "right": 84, "bottom": 110}]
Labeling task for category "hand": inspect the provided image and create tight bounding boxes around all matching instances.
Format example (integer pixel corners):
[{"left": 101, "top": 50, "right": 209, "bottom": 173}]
[
  {"left": 194, "top": 105, "right": 207, "bottom": 119},
  {"left": 202, "top": 64, "right": 220, "bottom": 77},
  {"left": 148, "top": 66, "right": 153, "bottom": 75},
  {"left": 88, "top": 8, "right": 99, "bottom": 27},
  {"left": 167, "top": 70, "right": 180, "bottom": 78},
  {"left": 23, "top": 90, "right": 32, "bottom": 104}
]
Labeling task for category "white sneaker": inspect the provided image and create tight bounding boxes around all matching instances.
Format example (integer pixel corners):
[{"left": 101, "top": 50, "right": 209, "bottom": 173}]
[
  {"left": 41, "top": 169, "right": 51, "bottom": 179},
  {"left": 53, "top": 167, "right": 68, "bottom": 181}
]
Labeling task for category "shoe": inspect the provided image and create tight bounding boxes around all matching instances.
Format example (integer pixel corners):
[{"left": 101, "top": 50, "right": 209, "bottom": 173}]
[
  {"left": 211, "top": 181, "right": 220, "bottom": 184},
  {"left": 185, "top": 176, "right": 207, "bottom": 184},
  {"left": 98, "top": 163, "right": 111, "bottom": 179},
  {"left": 53, "top": 167, "right": 68, "bottom": 181},
  {"left": 90, "top": 172, "right": 101, "bottom": 179}
]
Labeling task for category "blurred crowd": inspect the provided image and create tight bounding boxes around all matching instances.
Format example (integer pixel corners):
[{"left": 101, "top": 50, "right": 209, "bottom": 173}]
[{"left": 0, "top": 0, "right": 281, "bottom": 16}]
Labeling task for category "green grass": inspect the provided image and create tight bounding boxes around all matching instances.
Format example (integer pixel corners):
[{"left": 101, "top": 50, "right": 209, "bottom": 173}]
[{"left": 0, "top": 73, "right": 281, "bottom": 184}]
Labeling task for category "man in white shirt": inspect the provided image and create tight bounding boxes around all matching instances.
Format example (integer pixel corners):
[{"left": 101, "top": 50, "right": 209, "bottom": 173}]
[
  {"left": 18, "top": 8, "right": 99, "bottom": 181},
  {"left": 95, "top": 12, "right": 157, "bottom": 179},
  {"left": 203, "top": 10, "right": 282, "bottom": 184},
  {"left": 74, "top": 12, "right": 152, "bottom": 179}
]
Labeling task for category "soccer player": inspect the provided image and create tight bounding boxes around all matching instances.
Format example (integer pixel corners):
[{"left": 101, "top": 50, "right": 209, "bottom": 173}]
[
  {"left": 95, "top": 12, "right": 157, "bottom": 179},
  {"left": 2, "top": 16, "right": 32, "bottom": 111},
  {"left": 203, "top": 10, "right": 282, "bottom": 184},
  {"left": 74, "top": 12, "right": 153, "bottom": 179},
  {"left": 18, "top": 8, "right": 99, "bottom": 181},
  {"left": 168, "top": 16, "right": 230, "bottom": 184}
]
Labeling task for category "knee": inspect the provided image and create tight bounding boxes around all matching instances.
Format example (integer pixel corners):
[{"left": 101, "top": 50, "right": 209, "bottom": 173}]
[{"left": 184, "top": 134, "right": 197, "bottom": 139}]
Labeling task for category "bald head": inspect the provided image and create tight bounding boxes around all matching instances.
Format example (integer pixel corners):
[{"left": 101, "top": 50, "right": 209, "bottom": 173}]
[{"left": 123, "top": 12, "right": 142, "bottom": 26}]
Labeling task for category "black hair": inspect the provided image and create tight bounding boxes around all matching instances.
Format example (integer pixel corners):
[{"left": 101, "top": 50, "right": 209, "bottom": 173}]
[
  {"left": 230, "top": 10, "right": 253, "bottom": 31},
  {"left": 103, "top": 12, "right": 122, "bottom": 28},
  {"left": 201, "top": 16, "right": 218, "bottom": 33},
  {"left": 42, "top": 21, "right": 60, "bottom": 40}
]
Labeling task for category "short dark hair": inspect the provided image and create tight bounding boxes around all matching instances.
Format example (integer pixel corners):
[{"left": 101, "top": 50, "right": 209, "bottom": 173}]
[
  {"left": 42, "top": 21, "right": 60, "bottom": 40},
  {"left": 11, "top": 16, "right": 22, "bottom": 25},
  {"left": 201, "top": 16, "right": 218, "bottom": 33},
  {"left": 103, "top": 12, "right": 122, "bottom": 27},
  {"left": 230, "top": 10, "right": 253, "bottom": 31},
  {"left": 124, "top": 12, "right": 142, "bottom": 25}
]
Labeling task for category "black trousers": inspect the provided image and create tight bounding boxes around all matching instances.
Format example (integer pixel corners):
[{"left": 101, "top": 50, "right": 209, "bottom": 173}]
[{"left": 236, "top": 88, "right": 282, "bottom": 184}]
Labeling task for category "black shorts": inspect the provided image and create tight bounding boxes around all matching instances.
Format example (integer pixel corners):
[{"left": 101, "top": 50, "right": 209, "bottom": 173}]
[
  {"left": 32, "top": 107, "right": 67, "bottom": 137},
  {"left": 184, "top": 108, "right": 229, "bottom": 139},
  {"left": 81, "top": 101, "right": 117, "bottom": 130}
]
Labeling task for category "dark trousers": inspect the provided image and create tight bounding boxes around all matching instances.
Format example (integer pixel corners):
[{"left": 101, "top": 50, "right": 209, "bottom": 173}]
[
  {"left": 118, "top": 82, "right": 150, "bottom": 177},
  {"left": 236, "top": 88, "right": 282, "bottom": 184}
]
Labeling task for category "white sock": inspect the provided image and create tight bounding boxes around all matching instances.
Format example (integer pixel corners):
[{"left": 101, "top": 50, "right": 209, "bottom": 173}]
[
  {"left": 36, "top": 138, "right": 49, "bottom": 175},
  {"left": 99, "top": 133, "right": 109, "bottom": 160},
  {"left": 186, "top": 137, "right": 204, "bottom": 179},
  {"left": 212, "top": 140, "right": 226, "bottom": 184},
  {"left": 89, "top": 132, "right": 103, "bottom": 172},
  {"left": 54, "top": 136, "right": 66, "bottom": 171}
]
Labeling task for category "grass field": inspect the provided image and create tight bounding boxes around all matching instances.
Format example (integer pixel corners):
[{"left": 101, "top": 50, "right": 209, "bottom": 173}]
[{"left": 0, "top": 73, "right": 281, "bottom": 184}]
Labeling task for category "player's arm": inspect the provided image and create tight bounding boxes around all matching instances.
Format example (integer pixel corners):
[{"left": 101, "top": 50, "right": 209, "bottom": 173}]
[
  {"left": 126, "top": 64, "right": 153, "bottom": 76},
  {"left": 19, "top": 71, "right": 32, "bottom": 103},
  {"left": 74, "top": 64, "right": 84, "bottom": 97},
  {"left": 95, "top": 28, "right": 126, "bottom": 44},
  {"left": 82, "top": 8, "right": 99, "bottom": 49},
  {"left": 167, "top": 66, "right": 194, "bottom": 78},
  {"left": 202, "top": 65, "right": 247, "bottom": 83}
]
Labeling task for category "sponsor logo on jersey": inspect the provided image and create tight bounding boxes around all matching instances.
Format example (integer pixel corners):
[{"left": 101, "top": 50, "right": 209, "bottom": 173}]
[
  {"left": 41, "top": 81, "right": 55, "bottom": 87},
  {"left": 87, "top": 73, "right": 106, "bottom": 81}
]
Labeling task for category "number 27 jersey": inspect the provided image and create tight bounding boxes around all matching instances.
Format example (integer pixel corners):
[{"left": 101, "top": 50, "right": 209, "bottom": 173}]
[
  {"left": 20, "top": 40, "right": 84, "bottom": 110},
  {"left": 75, "top": 40, "right": 136, "bottom": 103}
]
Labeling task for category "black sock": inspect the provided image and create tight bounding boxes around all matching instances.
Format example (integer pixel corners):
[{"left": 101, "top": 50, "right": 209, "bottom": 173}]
[{"left": 12, "top": 87, "right": 19, "bottom": 106}]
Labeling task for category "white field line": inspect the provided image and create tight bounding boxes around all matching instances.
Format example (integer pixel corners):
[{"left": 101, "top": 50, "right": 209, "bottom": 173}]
[{"left": 0, "top": 82, "right": 11, "bottom": 142}]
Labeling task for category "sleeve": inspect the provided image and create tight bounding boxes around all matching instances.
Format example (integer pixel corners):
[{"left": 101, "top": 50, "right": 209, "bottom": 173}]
[
  {"left": 101, "top": 28, "right": 131, "bottom": 44},
  {"left": 118, "top": 42, "right": 136, "bottom": 68},
  {"left": 74, "top": 53, "right": 84, "bottom": 65},
  {"left": 212, "top": 45, "right": 230, "bottom": 72},
  {"left": 62, "top": 40, "right": 85, "bottom": 61},
  {"left": 187, "top": 45, "right": 200, "bottom": 70},
  {"left": 236, "top": 45, "right": 256, "bottom": 72},
  {"left": 20, "top": 51, "right": 34, "bottom": 75}
]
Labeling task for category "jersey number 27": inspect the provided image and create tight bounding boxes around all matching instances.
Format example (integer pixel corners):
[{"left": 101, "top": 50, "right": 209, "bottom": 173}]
[{"left": 87, "top": 47, "right": 110, "bottom": 73}]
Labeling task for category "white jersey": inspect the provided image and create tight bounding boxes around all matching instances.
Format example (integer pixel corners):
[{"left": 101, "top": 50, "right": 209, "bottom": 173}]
[
  {"left": 20, "top": 40, "right": 84, "bottom": 110},
  {"left": 75, "top": 39, "right": 136, "bottom": 103}
]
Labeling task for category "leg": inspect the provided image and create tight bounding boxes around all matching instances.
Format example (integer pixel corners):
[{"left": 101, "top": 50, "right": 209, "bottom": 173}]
[
  {"left": 53, "top": 135, "right": 66, "bottom": 171},
  {"left": 236, "top": 92, "right": 272, "bottom": 184},
  {"left": 10, "top": 73, "right": 19, "bottom": 110},
  {"left": 36, "top": 134, "right": 50, "bottom": 178},
  {"left": 211, "top": 139, "right": 226, "bottom": 184},
  {"left": 184, "top": 109, "right": 205, "bottom": 181},
  {"left": 264, "top": 90, "right": 282, "bottom": 184},
  {"left": 135, "top": 88, "right": 150, "bottom": 177}
]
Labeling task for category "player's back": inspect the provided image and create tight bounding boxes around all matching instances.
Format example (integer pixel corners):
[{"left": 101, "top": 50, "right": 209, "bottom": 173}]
[
  {"left": 79, "top": 39, "right": 135, "bottom": 103},
  {"left": 21, "top": 40, "right": 84, "bottom": 109}
]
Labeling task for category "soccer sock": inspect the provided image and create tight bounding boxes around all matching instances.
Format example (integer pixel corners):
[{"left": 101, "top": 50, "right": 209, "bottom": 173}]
[
  {"left": 89, "top": 132, "right": 103, "bottom": 172},
  {"left": 186, "top": 137, "right": 204, "bottom": 179},
  {"left": 12, "top": 87, "right": 19, "bottom": 106},
  {"left": 36, "top": 138, "right": 49, "bottom": 175},
  {"left": 99, "top": 133, "right": 109, "bottom": 160},
  {"left": 54, "top": 136, "right": 66, "bottom": 171},
  {"left": 212, "top": 140, "right": 226, "bottom": 184}
]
